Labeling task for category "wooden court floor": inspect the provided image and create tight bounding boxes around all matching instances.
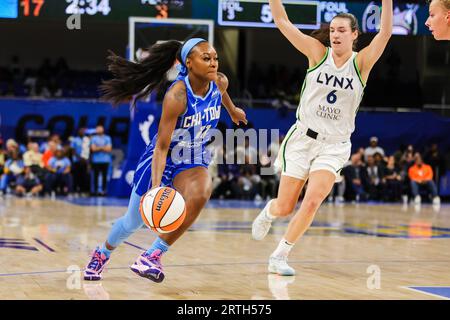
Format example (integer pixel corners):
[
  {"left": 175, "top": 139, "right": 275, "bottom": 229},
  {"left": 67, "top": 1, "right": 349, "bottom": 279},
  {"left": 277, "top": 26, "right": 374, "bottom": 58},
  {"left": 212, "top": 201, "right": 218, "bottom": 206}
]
[{"left": 0, "top": 196, "right": 449, "bottom": 300}]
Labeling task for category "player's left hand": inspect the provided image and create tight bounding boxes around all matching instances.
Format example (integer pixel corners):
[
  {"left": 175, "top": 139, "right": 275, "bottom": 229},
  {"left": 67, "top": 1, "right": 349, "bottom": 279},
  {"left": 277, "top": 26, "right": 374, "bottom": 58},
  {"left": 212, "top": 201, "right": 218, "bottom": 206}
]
[{"left": 230, "top": 107, "right": 248, "bottom": 126}]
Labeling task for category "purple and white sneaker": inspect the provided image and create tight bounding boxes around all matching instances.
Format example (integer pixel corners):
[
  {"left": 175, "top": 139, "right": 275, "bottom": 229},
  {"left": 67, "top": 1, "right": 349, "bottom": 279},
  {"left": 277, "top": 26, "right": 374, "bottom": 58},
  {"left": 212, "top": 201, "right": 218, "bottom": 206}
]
[
  {"left": 84, "top": 247, "right": 110, "bottom": 281},
  {"left": 130, "top": 249, "right": 165, "bottom": 283}
]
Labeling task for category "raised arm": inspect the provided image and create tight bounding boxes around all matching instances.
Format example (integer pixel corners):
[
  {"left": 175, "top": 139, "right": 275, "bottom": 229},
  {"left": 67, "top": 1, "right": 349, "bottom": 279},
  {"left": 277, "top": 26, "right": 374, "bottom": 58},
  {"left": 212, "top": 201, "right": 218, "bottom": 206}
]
[
  {"left": 151, "top": 81, "right": 187, "bottom": 188},
  {"left": 356, "top": 0, "right": 393, "bottom": 83},
  {"left": 269, "top": 0, "right": 326, "bottom": 66}
]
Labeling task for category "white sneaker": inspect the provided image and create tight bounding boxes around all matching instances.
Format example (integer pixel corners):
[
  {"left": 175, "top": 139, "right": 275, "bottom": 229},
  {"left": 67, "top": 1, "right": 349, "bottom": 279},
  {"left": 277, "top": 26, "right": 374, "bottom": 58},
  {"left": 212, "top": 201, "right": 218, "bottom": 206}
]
[
  {"left": 268, "top": 255, "right": 296, "bottom": 276},
  {"left": 402, "top": 195, "right": 408, "bottom": 205},
  {"left": 414, "top": 195, "right": 421, "bottom": 205},
  {"left": 252, "top": 200, "right": 274, "bottom": 240},
  {"left": 432, "top": 196, "right": 441, "bottom": 206}
]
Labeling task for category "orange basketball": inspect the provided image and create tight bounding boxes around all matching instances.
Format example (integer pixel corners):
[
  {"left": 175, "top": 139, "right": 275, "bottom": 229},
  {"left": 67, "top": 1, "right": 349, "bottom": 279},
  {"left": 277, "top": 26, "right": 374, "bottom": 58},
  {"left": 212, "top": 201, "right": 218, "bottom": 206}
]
[{"left": 139, "top": 187, "right": 186, "bottom": 234}]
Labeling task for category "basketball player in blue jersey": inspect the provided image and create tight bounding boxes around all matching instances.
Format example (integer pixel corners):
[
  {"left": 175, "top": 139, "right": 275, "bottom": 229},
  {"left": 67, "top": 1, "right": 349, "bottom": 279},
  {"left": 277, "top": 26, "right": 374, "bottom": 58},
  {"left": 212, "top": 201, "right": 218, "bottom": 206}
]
[
  {"left": 84, "top": 38, "right": 247, "bottom": 282},
  {"left": 252, "top": 0, "right": 392, "bottom": 275},
  {"left": 426, "top": 0, "right": 450, "bottom": 40}
]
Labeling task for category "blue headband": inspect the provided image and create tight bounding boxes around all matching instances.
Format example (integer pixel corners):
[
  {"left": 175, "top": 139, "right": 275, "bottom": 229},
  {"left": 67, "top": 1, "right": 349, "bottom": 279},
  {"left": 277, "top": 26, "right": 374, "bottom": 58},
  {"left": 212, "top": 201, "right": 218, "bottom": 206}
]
[{"left": 176, "top": 38, "right": 207, "bottom": 77}]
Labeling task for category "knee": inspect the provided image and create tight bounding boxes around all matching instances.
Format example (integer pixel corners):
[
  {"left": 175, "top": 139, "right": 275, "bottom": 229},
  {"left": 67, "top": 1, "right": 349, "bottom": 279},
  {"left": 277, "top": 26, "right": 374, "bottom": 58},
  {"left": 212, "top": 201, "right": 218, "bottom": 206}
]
[
  {"left": 186, "top": 189, "right": 211, "bottom": 207},
  {"left": 272, "top": 199, "right": 296, "bottom": 217},
  {"left": 185, "top": 180, "right": 212, "bottom": 203},
  {"left": 301, "top": 196, "right": 323, "bottom": 215},
  {"left": 121, "top": 214, "right": 144, "bottom": 234},
  {"left": 183, "top": 185, "right": 212, "bottom": 215}
]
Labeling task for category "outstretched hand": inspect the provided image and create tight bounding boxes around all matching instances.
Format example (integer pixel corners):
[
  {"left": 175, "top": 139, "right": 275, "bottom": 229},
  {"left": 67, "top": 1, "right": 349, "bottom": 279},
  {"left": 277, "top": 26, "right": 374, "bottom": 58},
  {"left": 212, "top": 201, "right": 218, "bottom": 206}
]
[{"left": 230, "top": 107, "right": 248, "bottom": 126}]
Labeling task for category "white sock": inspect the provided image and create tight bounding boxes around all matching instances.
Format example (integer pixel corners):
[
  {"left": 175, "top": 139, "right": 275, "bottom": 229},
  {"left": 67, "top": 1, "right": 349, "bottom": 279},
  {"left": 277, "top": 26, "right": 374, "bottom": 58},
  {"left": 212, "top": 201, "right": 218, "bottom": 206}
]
[
  {"left": 265, "top": 200, "right": 277, "bottom": 220},
  {"left": 272, "top": 238, "right": 294, "bottom": 258}
]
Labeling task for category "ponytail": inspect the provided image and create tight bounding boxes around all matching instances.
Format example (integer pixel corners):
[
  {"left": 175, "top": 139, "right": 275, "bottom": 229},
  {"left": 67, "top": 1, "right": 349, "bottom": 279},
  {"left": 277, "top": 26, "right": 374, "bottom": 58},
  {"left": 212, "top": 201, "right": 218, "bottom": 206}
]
[
  {"left": 311, "top": 24, "right": 330, "bottom": 47},
  {"left": 99, "top": 40, "right": 182, "bottom": 107}
]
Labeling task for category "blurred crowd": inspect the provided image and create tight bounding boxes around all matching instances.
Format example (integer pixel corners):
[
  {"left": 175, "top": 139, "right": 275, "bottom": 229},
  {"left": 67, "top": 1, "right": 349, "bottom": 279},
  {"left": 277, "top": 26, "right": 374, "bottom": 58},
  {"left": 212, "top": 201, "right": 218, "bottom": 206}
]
[
  {"left": 0, "top": 54, "right": 424, "bottom": 108},
  {"left": 208, "top": 135, "right": 283, "bottom": 202},
  {"left": 0, "top": 56, "right": 107, "bottom": 99},
  {"left": 208, "top": 136, "right": 447, "bottom": 205},
  {"left": 329, "top": 137, "right": 446, "bottom": 205},
  {"left": 1, "top": 127, "right": 448, "bottom": 204},
  {"left": 0, "top": 125, "right": 112, "bottom": 197}
]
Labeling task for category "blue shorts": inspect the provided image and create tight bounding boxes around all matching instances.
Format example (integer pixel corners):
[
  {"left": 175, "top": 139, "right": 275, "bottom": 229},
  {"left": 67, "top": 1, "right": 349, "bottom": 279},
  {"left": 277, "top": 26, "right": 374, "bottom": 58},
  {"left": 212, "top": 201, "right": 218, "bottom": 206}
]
[{"left": 132, "top": 145, "right": 210, "bottom": 196}]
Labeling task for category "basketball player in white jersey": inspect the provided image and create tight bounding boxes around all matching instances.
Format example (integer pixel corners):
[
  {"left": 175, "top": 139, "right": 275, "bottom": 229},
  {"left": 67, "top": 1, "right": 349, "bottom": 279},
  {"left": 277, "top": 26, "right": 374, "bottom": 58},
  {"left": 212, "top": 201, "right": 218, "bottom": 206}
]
[
  {"left": 426, "top": 0, "right": 450, "bottom": 40},
  {"left": 252, "top": 0, "right": 393, "bottom": 275}
]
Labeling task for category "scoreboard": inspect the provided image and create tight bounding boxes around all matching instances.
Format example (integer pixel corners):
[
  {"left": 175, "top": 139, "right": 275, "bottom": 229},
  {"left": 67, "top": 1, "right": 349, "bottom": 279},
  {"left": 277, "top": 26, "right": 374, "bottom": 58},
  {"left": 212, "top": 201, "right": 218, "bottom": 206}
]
[
  {"left": 0, "top": 0, "right": 432, "bottom": 35},
  {"left": 218, "top": 0, "right": 320, "bottom": 29},
  {"left": 0, "top": 0, "right": 192, "bottom": 21}
]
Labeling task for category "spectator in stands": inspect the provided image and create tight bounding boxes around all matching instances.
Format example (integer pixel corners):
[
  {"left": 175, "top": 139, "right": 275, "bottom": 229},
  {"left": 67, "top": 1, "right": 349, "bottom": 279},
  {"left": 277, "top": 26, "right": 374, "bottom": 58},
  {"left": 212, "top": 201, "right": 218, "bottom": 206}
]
[
  {"left": 383, "top": 156, "right": 403, "bottom": 202},
  {"left": 90, "top": 125, "right": 112, "bottom": 196},
  {"left": 373, "top": 152, "right": 387, "bottom": 168},
  {"left": 401, "top": 144, "right": 415, "bottom": 168},
  {"left": 15, "top": 166, "right": 43, "bottom": 197},
  {"left": 214, "top": 164, "right": 241, "bottom": 199},
  {"left": 364, "top": 155, "right": 385, "bottom": 201},
  {"left": 408, "top": 153, "right": 440, "bottom": 205},
  {"left": 258, "top": 133, "right": 284, "bottom": 200},
  {"left": 259, "top": 149, "right": 279, "bottom": 201},
  {"left": 40, "top": 134, "right": 62, "bottom": 153},
  {"left": 0, "top": 150, "right": 24, "bottom": 195},
  {"left": 46, "top": 149, "right": 72, "bottom": 196},
  {"left": 70, "top": 127, "right": 91, "bottom": 195},
  {"left": 213, "top": 145, "right": 241, "bottom": 199},
  {"left": 424, "top": 143, "right": 446, "bottom": 191},
  {"left": 238, "top": 155, "right": 261, "bottom": 200},
  {"left": 327, "top": 179, "right": 346, "bottom": 204},
  {"left": 23, "top": 142, "right": 43, "bottom": 173},
  {"left": 343, "top": 153, "right": 368, "bottom": 202},
  {"left": 6, "top": 138, "right": 20, "bottom": 155},
  {"left": 364, "top": 136, "right": 385, "bottom": 161},
  {"left": 356, "top": 147, "right": 366, "bottom": 164},
  {"left": 393, "top": 144, "right": 406, "bottom": 167},
  {"left": 42, "top": 140, "right": 59, "bottom": 168}
]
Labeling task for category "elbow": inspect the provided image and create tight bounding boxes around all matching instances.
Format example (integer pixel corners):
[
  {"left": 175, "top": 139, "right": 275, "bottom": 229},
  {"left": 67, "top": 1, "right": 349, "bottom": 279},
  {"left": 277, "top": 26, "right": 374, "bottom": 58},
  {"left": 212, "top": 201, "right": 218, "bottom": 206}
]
[
  {"left": 156, "top": 141, "right": 170, "bottom": 154},
  {"left": 217, "top": 72, "right": 229, "bottom": 92}
]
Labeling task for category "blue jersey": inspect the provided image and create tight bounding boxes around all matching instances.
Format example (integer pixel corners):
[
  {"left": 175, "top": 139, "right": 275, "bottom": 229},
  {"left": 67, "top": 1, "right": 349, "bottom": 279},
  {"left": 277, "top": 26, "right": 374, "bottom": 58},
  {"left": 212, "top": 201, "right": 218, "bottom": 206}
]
[
  {"left": 90, "top": 134, "right": 112, "bottom": 164},
  {"left": 49, "top": 157, "right": 71, "bottom": 174},
  {"left": 133, "top": 75, "right": 222, "bottom": 196}
]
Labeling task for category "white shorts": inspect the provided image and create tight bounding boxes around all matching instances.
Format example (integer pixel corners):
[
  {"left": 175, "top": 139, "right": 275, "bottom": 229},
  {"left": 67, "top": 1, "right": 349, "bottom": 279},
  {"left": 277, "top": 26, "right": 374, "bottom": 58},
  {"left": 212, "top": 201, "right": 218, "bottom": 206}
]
[{"left": 274, "top": 124, "right": 351, "bottom": 182}]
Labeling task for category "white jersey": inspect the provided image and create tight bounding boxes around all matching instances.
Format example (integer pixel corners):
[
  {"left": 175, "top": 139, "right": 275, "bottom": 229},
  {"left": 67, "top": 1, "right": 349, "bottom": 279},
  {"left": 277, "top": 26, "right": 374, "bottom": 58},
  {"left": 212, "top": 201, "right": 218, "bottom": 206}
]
[{"left": 297, "top": 47, "right": 365, "bottom": 137}]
